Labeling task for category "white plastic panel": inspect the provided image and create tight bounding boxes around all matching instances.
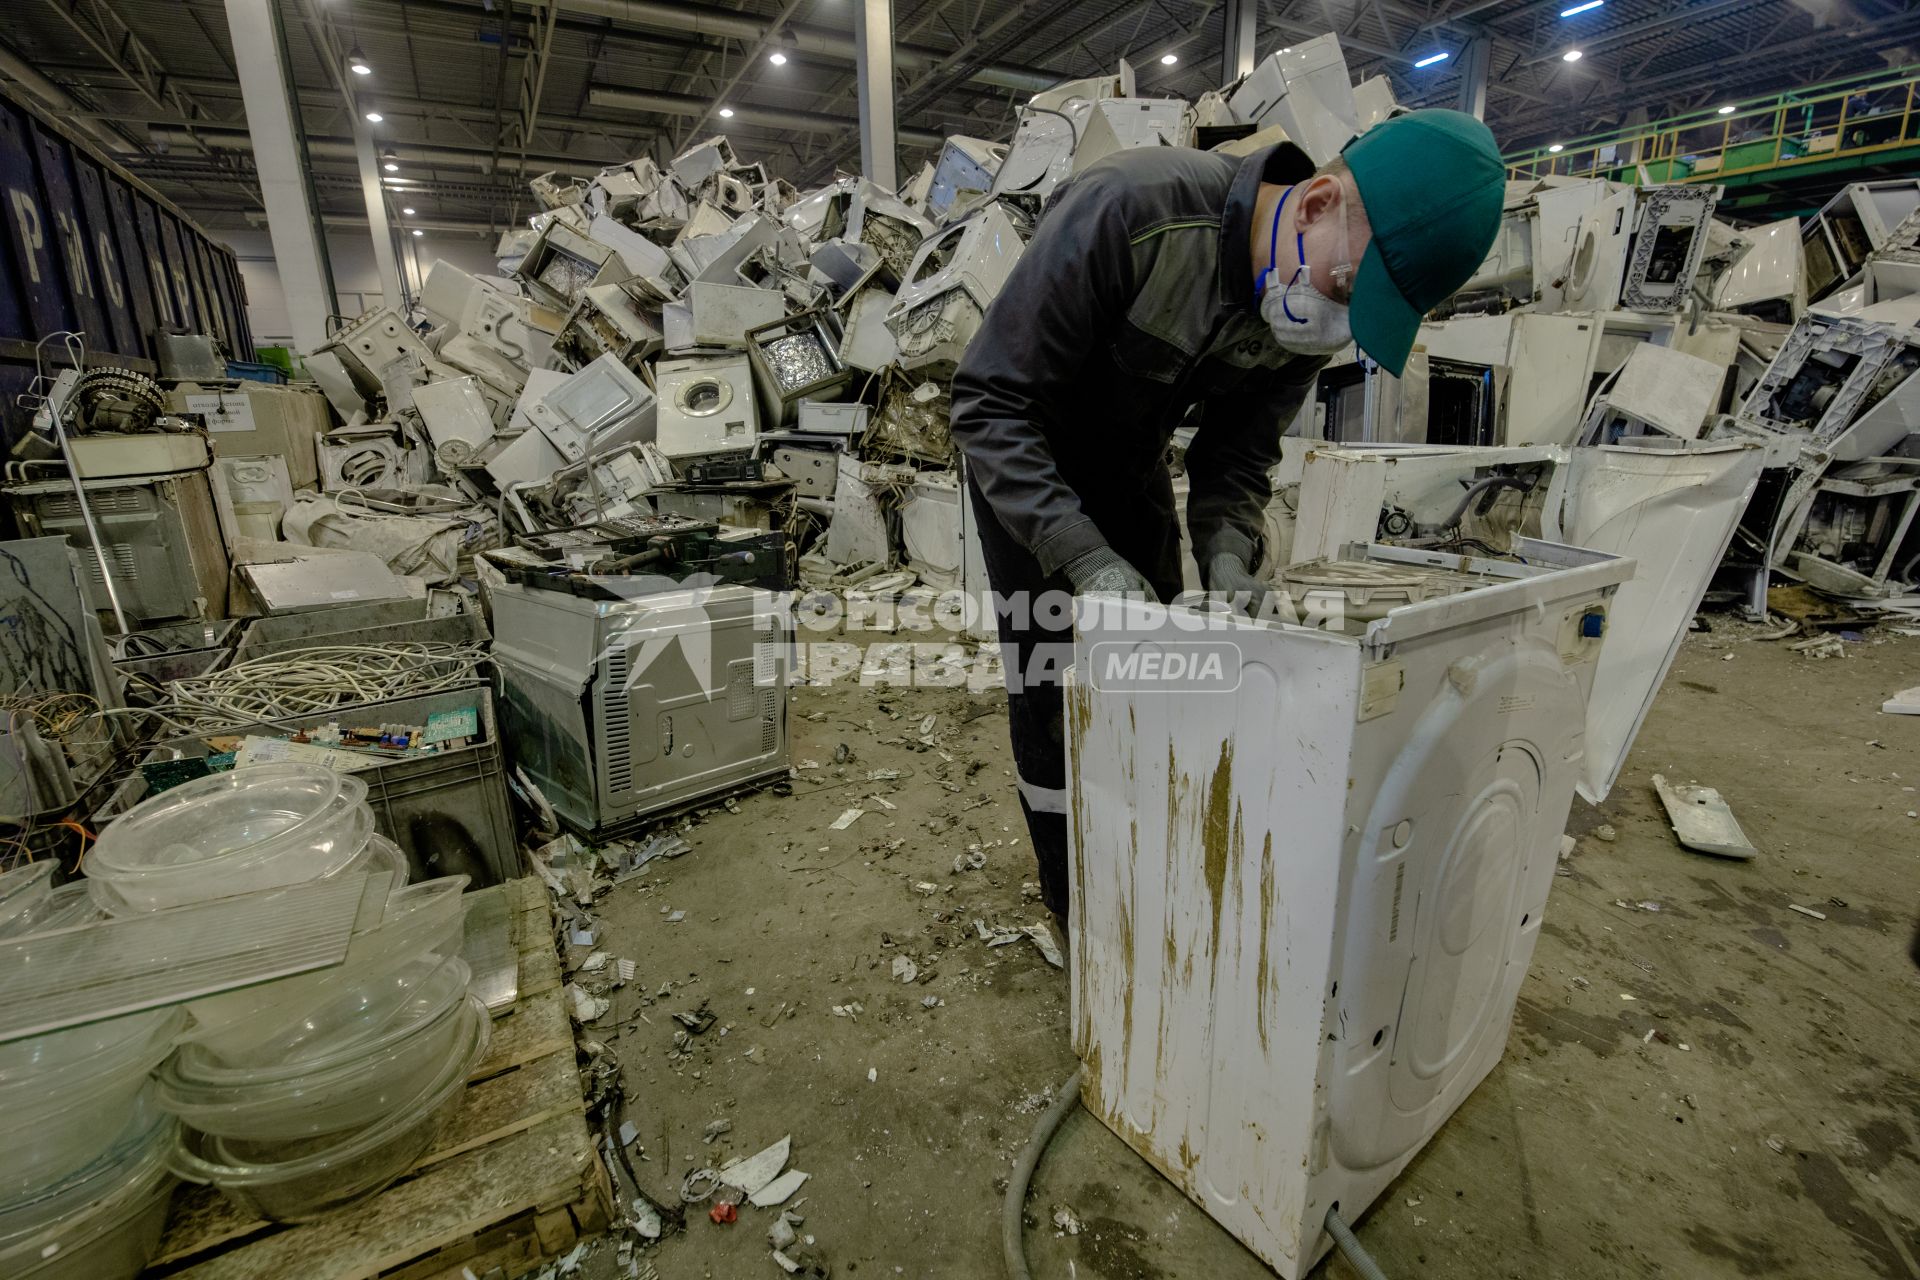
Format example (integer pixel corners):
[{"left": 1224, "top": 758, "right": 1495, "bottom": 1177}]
[
  {"left": 528, "top": 354, "right": 657, "bottom": 463},
  {"left": 1553, "top": 440, "right": 1766, "bottom": 803},
  {"left": 1713, "top": 216, "right": 1805, "bottom": 311},
  {"left": 1225, "top": 34, "right": 1358, "bottom": 163}
]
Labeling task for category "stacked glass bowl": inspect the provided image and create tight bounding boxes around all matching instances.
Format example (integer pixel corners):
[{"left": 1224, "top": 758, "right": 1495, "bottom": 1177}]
[
  {"left": 160, "top": 876, "right": 487, "bottom": 1221},
  {"left": 84, "top": 764, "right": 401, "bottom": 914},
  {"left": 0, "top": 762, "right": 482, "bottom": 1272}
]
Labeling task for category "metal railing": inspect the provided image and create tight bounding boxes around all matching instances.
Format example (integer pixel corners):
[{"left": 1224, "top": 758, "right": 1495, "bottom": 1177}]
[{"left": 1505, "top": 66, "right": 1920, "bottom": 186}]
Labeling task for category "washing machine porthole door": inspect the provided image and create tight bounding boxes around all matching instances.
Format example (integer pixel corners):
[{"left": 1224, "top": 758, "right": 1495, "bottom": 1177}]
[{"left": 677, "top": 377, "right": 732, "bottom": 417}]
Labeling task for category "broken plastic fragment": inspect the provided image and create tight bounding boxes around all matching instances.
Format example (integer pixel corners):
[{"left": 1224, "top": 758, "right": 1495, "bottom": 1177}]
[
  {"left": 718, "top": 1135, "right": 791, "bottom": 1196},
  {"left": 1022, "top": 923, "right": 1064, "bottom": 968},
  {"left": 750, "top": 1169, "right": 810, "bottom": 1208},
  {"left": 566, "top": 983, "right": 611, "bottom": 1023},
  {"left": 1652, "top": 773, "right": 1758, "bottom": 860}
]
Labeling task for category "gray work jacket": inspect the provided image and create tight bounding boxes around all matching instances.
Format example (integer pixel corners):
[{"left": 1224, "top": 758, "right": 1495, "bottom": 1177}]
[{"left": 950, "top": 143, "right": 1327, "bottom": 577}]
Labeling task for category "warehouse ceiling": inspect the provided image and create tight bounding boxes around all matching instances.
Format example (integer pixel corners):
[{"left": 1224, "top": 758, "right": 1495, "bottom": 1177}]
[{"left": 3, "top": 0, "right": 1919, "bottom": 240}]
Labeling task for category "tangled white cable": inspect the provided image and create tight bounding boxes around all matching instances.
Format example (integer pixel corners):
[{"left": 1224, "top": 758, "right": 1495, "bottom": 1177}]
[{"left": 119, "top": 643, "right": 491, "bottom": 735}]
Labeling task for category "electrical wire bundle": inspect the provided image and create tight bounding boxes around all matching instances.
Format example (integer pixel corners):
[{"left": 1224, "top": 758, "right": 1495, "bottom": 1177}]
[
  {"left": 112, "top": 643, "right": 491, "bottom": 736},
  {"left": 0, "top": 692, "right": 105, "bottom": 742}
]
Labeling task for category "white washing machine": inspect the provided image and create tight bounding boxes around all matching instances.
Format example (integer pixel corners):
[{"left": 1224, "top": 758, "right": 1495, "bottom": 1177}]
[
  {"left": 1066, "top": 538, "right": 1632, "bottom": 1279},
  {"left": 654, "top": 353, "right": 759, "bottom": 458}
]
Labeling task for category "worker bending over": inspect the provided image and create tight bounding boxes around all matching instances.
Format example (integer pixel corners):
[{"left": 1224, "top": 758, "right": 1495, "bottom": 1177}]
[{"left": 950, "top": 109, "right": 1506, "bottom": 919}]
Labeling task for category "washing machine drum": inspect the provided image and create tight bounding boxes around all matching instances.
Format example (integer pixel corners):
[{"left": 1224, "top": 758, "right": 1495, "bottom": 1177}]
[
  {"left": 1329, "top": 641, "right": 1586, "bottom": 1171},
  {"left": 1279, "top": 558, "right": 1489, "bottom": 623}
]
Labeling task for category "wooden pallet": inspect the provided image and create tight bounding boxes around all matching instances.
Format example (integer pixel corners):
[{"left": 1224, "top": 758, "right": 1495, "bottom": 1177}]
[{"left": 147, "top": 878, "right": 611, "bottom": 1280}]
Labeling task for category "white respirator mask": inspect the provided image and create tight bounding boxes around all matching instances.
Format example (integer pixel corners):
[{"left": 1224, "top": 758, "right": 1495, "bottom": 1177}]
[{"left": 1256, "top": 181, "right": 1355, "bottom": 357}]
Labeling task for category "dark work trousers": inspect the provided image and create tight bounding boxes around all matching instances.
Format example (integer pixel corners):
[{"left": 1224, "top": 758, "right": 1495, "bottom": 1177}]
[{"left": 965, "top": 469, "right": 1186, "bottom": 919}]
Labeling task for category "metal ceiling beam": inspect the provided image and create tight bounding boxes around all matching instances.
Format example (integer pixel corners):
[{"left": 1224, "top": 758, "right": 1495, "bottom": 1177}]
[
  {"left": 1493, "top": 11, "right": 1920, "bottom": 139},
  {"left": 802, "top": 0, "right": 1054, "bottom": 180},
  {"left": 508, "top": 0, "right": 564, "bottom": 184},
  {"left": 0, "top": 37, "right": 141, "bottom": 153},
  {"left": 589, "top": 84, "right": 947, "bottom": 147},
  {"left": 1516, "top": 0, "right": 1768, "bottom": 67},
  {"left": 673, "top": 0, "right": 811, "bottom": 151},
  {"left": 66, "top": 76, "right": 662, "bottom": 152},
  {"left": 37, "top": 0, "right": 218, "bottom": 127},
  {"left": 146, "top": 125, "right": 632, "bottom": 174},
  {"left": 527, "top": 0, "right": 1061, "bottom": 92}
]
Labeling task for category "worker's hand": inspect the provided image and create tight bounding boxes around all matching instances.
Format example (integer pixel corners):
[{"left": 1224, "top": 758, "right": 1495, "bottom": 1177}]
[
  {"left": 1205, "top": 551, "right": 1273, "bottom": 617},
  {"left": 1063, "top": 545, "right": 1155, "bottom": 599}
]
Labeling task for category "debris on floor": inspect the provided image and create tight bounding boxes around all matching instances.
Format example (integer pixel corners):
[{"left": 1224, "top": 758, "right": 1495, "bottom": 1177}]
[{"left": 1651, "top": 773, "right": 1760, "bottom": 860}]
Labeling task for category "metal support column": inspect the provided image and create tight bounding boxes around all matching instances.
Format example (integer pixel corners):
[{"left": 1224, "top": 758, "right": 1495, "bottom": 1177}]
[
  {"left": 1222, "top": 0, "right": 1257, "bottom": 84},
  {"left": 350, "top": 113, "right": 406, "bottom": 311},
  {"left": 1457, "top": 34, "right": 1491, "bottom": 121},
  {"left": 853, "top": 0, "right": 898, "bottom": 191},
  {"left": 223, "top": 0, "right": 337, "bottom": 351}
]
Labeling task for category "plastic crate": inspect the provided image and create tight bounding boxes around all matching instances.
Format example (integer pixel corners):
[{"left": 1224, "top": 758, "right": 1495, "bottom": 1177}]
[
  {"left": 226, "top": 360, "right": 289, "bottom": 384},
  {"left": 114, "top": 646, "right": 230, "bottom": 701},
  {"left": 231, "top": 610, "right": 490, "bottom": 665},
  {"left": 110, "top": 619, "right": 242, "bottom": 662},
  {"left": 101, "top": 684, "right": 519, "bottom": 888}
]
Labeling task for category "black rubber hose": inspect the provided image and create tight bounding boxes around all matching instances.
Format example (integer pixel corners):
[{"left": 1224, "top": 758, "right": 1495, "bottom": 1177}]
[{"left": 1002, "top": 1066, "right": 1084, "bottom": 1280}]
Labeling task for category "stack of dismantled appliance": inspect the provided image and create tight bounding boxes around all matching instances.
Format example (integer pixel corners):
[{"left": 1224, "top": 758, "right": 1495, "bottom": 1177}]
[{"left": 1307, "top": 160, "right": 1920, "bottom": 616}]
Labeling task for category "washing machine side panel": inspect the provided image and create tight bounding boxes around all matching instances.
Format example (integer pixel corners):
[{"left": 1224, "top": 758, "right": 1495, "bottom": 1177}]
[{"left": 1069, "top": 604, "right": 1359, "bottom": 1279}]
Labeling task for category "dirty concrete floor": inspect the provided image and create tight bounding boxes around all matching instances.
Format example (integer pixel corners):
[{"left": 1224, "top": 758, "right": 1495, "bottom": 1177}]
[{"left": 568, "top": 623, "right": 1920, "bottom": 1280}]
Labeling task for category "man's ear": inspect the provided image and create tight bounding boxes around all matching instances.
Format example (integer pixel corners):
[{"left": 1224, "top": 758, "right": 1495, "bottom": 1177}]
[{"left": 1293, "top": 175, "right": 1342, "bottom": 230}]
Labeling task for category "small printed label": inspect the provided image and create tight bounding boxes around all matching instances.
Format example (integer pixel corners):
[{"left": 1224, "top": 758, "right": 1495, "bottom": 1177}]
[
  {"left": 1498, "top": 695, "right": 1536, "bottom": 714},
  {"left": 184, "top": 392, "right": 255, "bottom": 432},
  {"left": 330, "top": 589, "right": 362, "bottom": 600}
]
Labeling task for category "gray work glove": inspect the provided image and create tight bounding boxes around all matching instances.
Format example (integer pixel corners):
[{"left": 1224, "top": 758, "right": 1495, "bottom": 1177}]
[
  {"left": 1062, "top": 545, "right": 1155, "bottom": 598},
  {"left": 1205, "top": 551, "right": 1273, "bottom": 617}
]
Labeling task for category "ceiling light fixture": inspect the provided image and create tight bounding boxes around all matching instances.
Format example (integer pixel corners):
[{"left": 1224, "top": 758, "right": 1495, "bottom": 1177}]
[
  {"left": 1160, "top": 53, "right": 1178, "bottom": 65},
  {"left": 1414, "top": 51, "right": 1450, "bottom": 67},
  {"left": 381, "top": 149, "right": 399, "bottom": 172},
  {"left": 411, "top": 228, "right": 424, "bottom": 237},
  {"left": 1718, "top": 104, "right": 1737, "bottom": 114},
  {"left": 364, "top": 109, "right": 383, "bottom": 123},
  {"left": 1548, "top": 143, "right": 1564, "bottom": 153},
  {"left": 769, "top": 51, "right": 788, "bottom": 65},
  {"left": 1562, "top": 48, "right": 1583, "bottom": 61},
  {"left": 1558, "top": 0, "right": 1603, "bottom": 15},
  {"left": 402, "top": 206, "right": 416, "bottom": 215},
  {"left": 719, "top": 106, "right": 735, "bottom": 118},
  {"left": 348, "top": 46, "right": 371, "bottom": 75}
]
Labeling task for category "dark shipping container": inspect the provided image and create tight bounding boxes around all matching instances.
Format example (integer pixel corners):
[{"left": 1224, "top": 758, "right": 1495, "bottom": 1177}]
[{"left": 0, "top": 81, "right": 254, "bottom": 444}]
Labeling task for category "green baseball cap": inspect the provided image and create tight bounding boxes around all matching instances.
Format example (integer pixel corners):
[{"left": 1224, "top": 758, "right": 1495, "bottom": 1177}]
[{"left": 1343, "top": 109, "right": 1506, "bottom": 376}]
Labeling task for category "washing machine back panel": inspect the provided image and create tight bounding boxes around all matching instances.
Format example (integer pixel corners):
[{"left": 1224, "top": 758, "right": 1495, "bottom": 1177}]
[{"left": 593, "top": 596, "right": 787, "bottom": 818}]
